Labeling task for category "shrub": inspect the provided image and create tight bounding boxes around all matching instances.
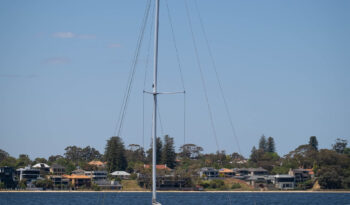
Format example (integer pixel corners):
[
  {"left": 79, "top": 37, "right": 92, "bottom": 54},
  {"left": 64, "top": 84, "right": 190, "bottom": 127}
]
[{"left": 231, "top": 183, "right": 241, "bottom": 189}]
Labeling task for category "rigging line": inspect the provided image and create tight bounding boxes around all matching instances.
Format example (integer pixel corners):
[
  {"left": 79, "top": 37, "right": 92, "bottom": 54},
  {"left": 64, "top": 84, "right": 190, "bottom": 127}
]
[
  {"left": 143, "top": 2, "right": 155, "bottom": 149},
  {"left": 194, "top": 0, "right": 242, "bottom": 155},
  {"left": 184, "top": 0, "right": 220, "bottom": 151},
  {"left": 115, "top": 0, "right": 152, "bottom": 137},
  {"left": 165, "top": 0, "right": 187, "bottom": 145}
]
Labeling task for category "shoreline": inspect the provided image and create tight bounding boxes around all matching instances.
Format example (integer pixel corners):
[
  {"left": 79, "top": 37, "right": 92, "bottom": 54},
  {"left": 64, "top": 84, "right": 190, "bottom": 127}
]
[{"left": 1, "top": 190, "right": 350, "bottom": 193}]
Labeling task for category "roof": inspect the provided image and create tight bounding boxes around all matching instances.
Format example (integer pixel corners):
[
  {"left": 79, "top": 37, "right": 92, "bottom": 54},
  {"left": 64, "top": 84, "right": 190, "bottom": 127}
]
[
  {"left": 144, "top": 164, "right": 172, "bottom": 171},
  {"left": 111, "top": 171, "right": 130, "bottom": 176},
  {"left": 88, "top": 160, "right": 106, "bottom": 166},
  {"left": 248, "top": 167, "right": 267, "bottom": 172},
  {"left": 63, "top": 174, "right": 91, "bottom": 179},
  {"left": 219, "top": 168, "right": 234, "bottom": 173},
  {"left": 304, "top": 169, "right": 315, "bottom": 175},
  {"left": 33, "top": 163, "right": 50, "bottom": 168},
  {"left": 274, "top": 174, "right": 294, "bottom": 178}
]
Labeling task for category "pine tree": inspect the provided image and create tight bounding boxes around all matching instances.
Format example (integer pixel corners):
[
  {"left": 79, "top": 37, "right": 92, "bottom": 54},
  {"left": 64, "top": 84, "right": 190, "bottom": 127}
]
[
  {"left": 309, "top": 136, "right": 318, "bottom": 151},
  {"left": 105, "top": 136, "right": 127, "bottom": 172},
  {"left": 250, "top": 146, "right": 258, "bottom": 163},
  {"left": 258, "top": 135, "right": 268, "bottom": 152},
  {"left": 147, "top": 137, "right": 163, "bottom": 164},
  {"left": 267, "top": 136, "right": 276, "bottom": 153},
  {"left": 161, "top": 135, "right": 176, "bottom": 169}
]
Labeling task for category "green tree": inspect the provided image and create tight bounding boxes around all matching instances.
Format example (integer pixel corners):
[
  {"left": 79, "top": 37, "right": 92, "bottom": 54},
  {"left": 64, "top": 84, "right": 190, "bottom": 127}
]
[
  {"left": 105, "top": 136, "right": 127, "bottom": 172},
  {"left": 249, "top": 146, "right": 258, "bottom": 163},
  {"left": 16, "top": 154, "right": 31, "bottom": 168},
  {"left": 259, "top": 135, "right": 267, "bottom": 152},
  {"left": 309, "top": 136, "right": 318, "bottom": 151},
  {"left": 64, "top": 146, "right": 83, "bottom": 165},
  {"left": 267, "top": 137, "right": 276, "bottom": 153},
  {"left": 179, "top": 144, "right": 203, "bottom": 159},
  {"left": 318, "top": 167, "right": 343, "bottom": 189},
  {"left": 161, "top": 135, "right": 176, "bottom": 169},
  {"left": 332, "top": 138, "right": 348, "bottom": 154},
  {"left": 147, "top": 137, "right": 163, "bottom": 164},
  {"left": 0, "top": 149, "right": 9, "bottom": 163}
]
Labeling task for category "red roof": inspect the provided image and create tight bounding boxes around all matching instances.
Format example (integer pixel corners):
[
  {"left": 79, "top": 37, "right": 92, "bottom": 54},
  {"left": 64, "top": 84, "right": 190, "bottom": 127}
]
[{"left": 144, "top": 164, "right": 172, "bottom": 171}]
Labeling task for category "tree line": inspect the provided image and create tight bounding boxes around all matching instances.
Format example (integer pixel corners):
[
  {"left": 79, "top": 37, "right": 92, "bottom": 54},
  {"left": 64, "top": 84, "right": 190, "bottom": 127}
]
[{"left": 1, "top": 134, "right": 350, "bottom": 189}]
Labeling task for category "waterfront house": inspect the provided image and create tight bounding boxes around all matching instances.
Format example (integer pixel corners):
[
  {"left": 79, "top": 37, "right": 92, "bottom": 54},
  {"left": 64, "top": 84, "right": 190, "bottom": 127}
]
[
  {"left": 288, "top": 168, "right": 311, "bottom": 183},
  {"left": 234, "top": 168, "right": 250, "bottom": 176},
  {"left": 272, "top": 174, "right": 295, "bottom": 190},
  {"left": 16, "top": 166, "right": 40, "bottom": 182},
  {"left": 219, "top": 168, "right": 235, "bottom": 177},
  {"left": 248, "top": 167, "right": 268, "bottom": 176},
  {"left": 0, "top": 166, "right": 16, "bottom": 189},
  {"left": 48, "top": 175, "right": 69, "bottom": 189},
  {"left": 85, "top": 170, "right": 108, "bottom": 181},
  {"left": 199, "top": 167, "right": 219, "bottom": 179},
  {"left": 50, "top": 164, "right": 65, "bottom": 175},
  {"left": 63, "top": 174, "right": 91, "bottom": 189}
]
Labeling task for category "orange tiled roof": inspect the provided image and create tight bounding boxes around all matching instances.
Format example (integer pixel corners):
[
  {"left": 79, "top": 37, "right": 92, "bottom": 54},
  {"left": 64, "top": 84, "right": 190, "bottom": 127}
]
[
  {"left": 144, "top": 164, "right": 171, "bottom": 171},
  {"left": 304, "top": 169, "right": 314, "bottom": 175},
  {"left": 88, "top": 160, "right": 106, "bottom": 166},
  {"left": 219, "top": 168, "right": 234, "bottom": 173},
  {"left": 63, "top": 174, "right": 91, "bottom": 179}
]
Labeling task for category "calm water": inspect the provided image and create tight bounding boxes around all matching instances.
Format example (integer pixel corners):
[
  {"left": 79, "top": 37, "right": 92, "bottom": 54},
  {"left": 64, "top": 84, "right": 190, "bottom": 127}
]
[{"left": 1, "top": 192, "right": 350, "bottom": 205}]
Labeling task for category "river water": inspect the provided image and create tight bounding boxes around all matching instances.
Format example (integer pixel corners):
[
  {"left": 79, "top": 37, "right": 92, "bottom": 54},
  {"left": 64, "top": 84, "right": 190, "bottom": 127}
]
[{"left": 1, "top": 192, "right": 350, "bottom": 205}]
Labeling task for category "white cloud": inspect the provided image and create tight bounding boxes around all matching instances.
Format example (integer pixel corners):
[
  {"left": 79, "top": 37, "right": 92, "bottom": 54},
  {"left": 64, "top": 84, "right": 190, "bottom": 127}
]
[
  {"left": 52, "top": 32, "right": 75, "bottom": 39},
  {"left": 43, "top": 57, "right": 71, "bottom": 65}
]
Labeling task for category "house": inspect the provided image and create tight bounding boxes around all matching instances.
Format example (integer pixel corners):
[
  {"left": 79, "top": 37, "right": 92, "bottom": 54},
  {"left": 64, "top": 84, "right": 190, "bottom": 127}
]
[
  {"left": 144, "top": 164, "right": 172, "bottom": 171},
  {"left": 234, "top": 168, "right": 250, "bottom": 176},
  {"left": 85, "top": 170, "right": 108, "bottom": 181},
  {"left": 272, "top": 174, "right": 295, "bottom": 190},
  {"left": 219, "top": 168, "right": 235, "bottom": 177},
  {"left": 0, "top": 166, "right": 16, "bottom": 189},
  {"left": 16, "top": 166, "right": 40, "bottom": 182},
  {"left": 199, "top": 167, "right": 218, "bottom": 179},
  {"left": 246, "top": 175, "right": 271, "bottom": 188},
  {"left": 288, "top": 168, "right": 311, "bottom": 183},
  {"left": 50, "top": 164, "right": 66, "bottom": 175},
  {"left": 63, "top": 174, "right": 91, "bottom": 189},
  {"left": 48, "top": 175, "right": 69, "bottom": 189},
  {"left": 111, "top": 171, "right": 131, "bottom": 179},
  {"left": 248, "top": 167, "right": 268, "bottom": 176},
  {"left": 32, "top": 163, "right": 50, "bottom": 175}
]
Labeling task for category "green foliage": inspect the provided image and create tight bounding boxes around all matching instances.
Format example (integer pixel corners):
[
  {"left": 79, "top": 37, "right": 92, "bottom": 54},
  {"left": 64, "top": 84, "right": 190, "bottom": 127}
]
[
  {"left": 0, "top": 156, "right": 17, "bottom": 167},
  {"left": 34, "top": 179, "right": 53, "bottom": 190},
  {"left": 271, "top": 166, "right": 290, "bottom": 175},
  {"left": 18, "top": 179, "right": 27, "bottom": 189},
  {"left": 16, "top": 154, "right": 31, "bottom": 168},
  {"left": 147, "top": 137, "right": 163, "bottom": 164},
  {"left": 161, "top": 135, "right": 176, "bottom": 169},
  {"left": 64, "top": 145, "right": 102, "bottom": 165},
  {"left": 318, "top": 167, "right": 343, "bottom": 189},
  {"left": 130, "top": 173, "right": 137, "bottom": 180},
  {"left": 309, "top": 136, "right": 318, "bottom": 151},
  {"left": 55, "top": 157, "right": 75, "bottom": 174},
  {"left": 0, "top": 182, "right": 5, "bottom": 189},
  {"left": 209, "top": 179, "right": 226, "bottom": 190},
  {"left": 105, "top": 136, "right": 128, "bottom": 172},
  {"left": 0, "top": 149, "right": 10, "bottom": 162},
  {"left": 332, "top": 138, "right": 348, "bottom": 154},
  {"left": 259, "top": 135, "right": 267, "bottom": 152},
  {"left": 297, "top": 179, "right": 314, "bottom": 190},
  {"left": 91, "top": 183, "right": 101, "bottom": 191},
  {"left": 231, "top": 183, "right": 241, "bottom": 189},
  {"left": 179, "top": 144, "right": 203, "bottom": 159},
  {"left": 267, "top": 137, "right": 276, "bottom": 153}
]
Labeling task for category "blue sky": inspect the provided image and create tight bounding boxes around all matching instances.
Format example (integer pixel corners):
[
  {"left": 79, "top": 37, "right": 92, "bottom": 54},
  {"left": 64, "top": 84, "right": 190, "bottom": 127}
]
[{"left": 1, "top": 0, "right": 349, "bottom": 159}]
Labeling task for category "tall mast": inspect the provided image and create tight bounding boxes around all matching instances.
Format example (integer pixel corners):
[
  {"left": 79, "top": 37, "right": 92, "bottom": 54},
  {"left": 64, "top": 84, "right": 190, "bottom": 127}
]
[{"left": 152, "top": 0, "right": 160, "bottom": 204}]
